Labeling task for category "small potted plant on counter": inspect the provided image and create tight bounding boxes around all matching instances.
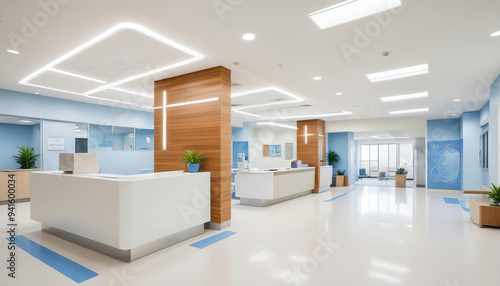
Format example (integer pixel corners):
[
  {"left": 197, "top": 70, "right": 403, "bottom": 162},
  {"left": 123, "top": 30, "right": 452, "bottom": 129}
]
[
  {"left": 395, "top": 168, "right": 408, "bottom": 188},
  {"left": 328, "top": 150, "right": 340, "bottom": 187},
  {"left": 335, "top": 169, "right": 346, "bottom": 187},
  {"left": 13, "top": 145, "right": 39, "bottom": 169},
  {"left": 487, "top": 183, "right": 500, "bottom": 206},
  {"left": 180, "top": 150, "right": 206, "bottom": 173}
]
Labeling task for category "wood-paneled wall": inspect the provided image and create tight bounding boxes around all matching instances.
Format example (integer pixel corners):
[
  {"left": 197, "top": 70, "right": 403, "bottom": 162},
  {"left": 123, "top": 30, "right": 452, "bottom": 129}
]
[
  {"left": 296, "top": 119, "right": 326, "bottom": 193},
  {"left": 154, "top": 66, "right": 231, "bottom": 225}
]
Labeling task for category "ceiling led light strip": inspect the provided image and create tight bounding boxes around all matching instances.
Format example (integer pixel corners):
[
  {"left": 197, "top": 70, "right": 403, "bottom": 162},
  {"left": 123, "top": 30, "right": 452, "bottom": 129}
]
[
  {"left": 309, "top": 0, "right": 403, "bottom": 30},
  {"left": 380, "top": 92, "right": 428, "bottom": 103},
  {"left": 153, "top": 97, "right": 219, "bottom": 109},
  {"left": 256, "top": 122, "right": 298, "bottom": 130},
  {"left": 110, "top": 87, "right": 153, "bottom": 99},
  {"left": 19, "top": 22, "right": 204, "bottom": 99},
  {"left": 389, "top": 108, "right": 429, "bottom": 115},
  {"left": 49, "top": 68, "right": 107, "bottom": 83},
  {"left": 367, "top": 64, "right": 428, "bottom": 83},
  {"left": 279, "top": 111, "right": 352, "bottom": 120},
  {"left": 232, "top": 110, "right": 262, "bottom": 118},
  {"left": 232, "top": 87, "right": 304, "bottom": 112},
  {"left": 86, "top": 95, "right": 132, "bottom": 105}
]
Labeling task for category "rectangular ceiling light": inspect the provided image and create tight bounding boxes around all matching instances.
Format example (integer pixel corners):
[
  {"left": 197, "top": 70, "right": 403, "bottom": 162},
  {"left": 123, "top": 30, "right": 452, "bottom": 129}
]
[
  {"left": 279, "top": 111, "right": 352, "bottom": 120},
  {"left": 309, "top": 0, "right": 402, "bottom": 29},
  {"left": 367, "top": 64, "right": 429, "bottom": 83},
  {"left": 256, "top": 122, "right": 298, "bottom": 130},
  {"left": 389, "top": 108, "right": 429, "bottom": 115},
  {"left": 380, "top": 92, "right": 428, "bottom": 103}
]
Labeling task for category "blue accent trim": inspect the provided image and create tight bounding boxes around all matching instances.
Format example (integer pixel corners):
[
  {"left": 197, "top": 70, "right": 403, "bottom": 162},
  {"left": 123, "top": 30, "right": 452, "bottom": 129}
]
[
  {"left": 324, "top": 191, "right": 351, "bottom": 202},
  {"left": 443, "top": 197, "right": 460, "bottom": 204},
  {"left": 190, "top": 231, "right": 237, "bottom": 249},
  {"left": 6, "top": 235, "right": 98, "bottom": 284},
  {"left": 459, "top": 200, "right": 470, "bottom": 212}
]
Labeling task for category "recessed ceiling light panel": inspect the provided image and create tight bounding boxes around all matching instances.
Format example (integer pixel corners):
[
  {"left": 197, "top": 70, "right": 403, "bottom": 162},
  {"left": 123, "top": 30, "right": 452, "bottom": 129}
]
[
  {"left": 491, "top": 31, "right": 500, "bottom": 37},
  {"left": 313, "top": 76, "right": 322, "bottom": 81},
  {"left": 242, "top": 33, "right": 256, "bottom": 41},
  {"left": 7, "top": 49, "right": 19, "bottom": 54},
  {"left": 380, "top": 92, "right": 428, "bottom": 103},
  {"left": 309, "top": 0, "right": 403, "bottom": 30},
  {"left": 367, "top": 64, "right": 429, "bottom": 83},
  {"left": 256, "top": 122, "right": 298, "bottom": 130},
  {"left": 389, "top": 108, "right": 429, "bottom": 115}
]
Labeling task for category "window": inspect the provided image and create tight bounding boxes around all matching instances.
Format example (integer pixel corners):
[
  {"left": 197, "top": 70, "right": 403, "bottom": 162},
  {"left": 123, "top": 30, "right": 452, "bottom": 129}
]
[{"left": 360, "top": 143, "right": 413, "bottom": 177}]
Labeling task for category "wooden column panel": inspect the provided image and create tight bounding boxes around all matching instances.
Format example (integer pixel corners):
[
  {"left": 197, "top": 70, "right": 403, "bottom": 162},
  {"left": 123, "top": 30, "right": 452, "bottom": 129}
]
[
  {"left": 297, "top": 119, "right": 326, "bottom": 193},
  {"left": 154, "top": 66, "right": 231, "bottom": 226}
]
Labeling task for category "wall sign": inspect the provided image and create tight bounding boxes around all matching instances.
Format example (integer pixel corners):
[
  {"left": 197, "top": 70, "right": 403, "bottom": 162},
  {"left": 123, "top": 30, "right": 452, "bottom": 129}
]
[{"left": 48, "top": 137, "right": 65, "bottom": 151}]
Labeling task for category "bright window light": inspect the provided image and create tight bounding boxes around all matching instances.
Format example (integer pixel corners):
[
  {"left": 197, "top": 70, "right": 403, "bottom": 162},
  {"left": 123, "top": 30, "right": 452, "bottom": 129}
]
[
  {"left": 309, "top": 0, "right": 402, "bottom": 29},
  {"left": 19, "top": 22, "right": 204, "bottom": 102},
  {"left": 380, "top": 92, "right": 428, "bottom": 103},
  {"left": 389, "top": 108, "right": 429, "bottom": 115},
  {"left": 367, "top": 64, "right": 429, "bottom": 83},
  {"left": 256, "top": 122, "right": 298, "bottom": 130}
]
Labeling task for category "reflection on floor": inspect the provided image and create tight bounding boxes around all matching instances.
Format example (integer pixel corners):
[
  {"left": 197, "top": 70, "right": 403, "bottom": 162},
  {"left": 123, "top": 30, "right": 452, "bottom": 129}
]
[
  {"left": 0, "top": 186, "right": 497, "bottom": 286},
  {"left": 354, "top": 177, "right": 414, "bottom": 188}
]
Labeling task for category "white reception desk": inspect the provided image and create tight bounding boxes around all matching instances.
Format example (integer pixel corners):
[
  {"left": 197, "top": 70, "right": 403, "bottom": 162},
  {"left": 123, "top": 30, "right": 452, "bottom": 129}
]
[
  {"left": 319, "top": 165, "right": 333, "bottom": 193},
  {"left": 31, "top": 171, "right": 210, "bottom": 262},
  {"left": 235, "top": 167, "right": 315, "bottom": 207}
]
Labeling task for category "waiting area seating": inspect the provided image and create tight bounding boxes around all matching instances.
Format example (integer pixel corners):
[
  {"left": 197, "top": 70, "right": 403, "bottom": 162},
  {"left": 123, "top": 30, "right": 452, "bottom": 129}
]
[
  {"left": 359, "top": 168, "right": 369, "bottom": 180},
  {"left": 378, "top": 172, "right": 390, "bottom": 181}
]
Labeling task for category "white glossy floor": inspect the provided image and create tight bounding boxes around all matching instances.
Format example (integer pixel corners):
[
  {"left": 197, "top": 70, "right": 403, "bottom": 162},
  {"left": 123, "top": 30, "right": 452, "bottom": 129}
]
[
  {"left": 354, "top": 177, "right": 414, "bottom": 188},
  {"left": 1, "top": 185, "right": 499, "bottom": 286}
]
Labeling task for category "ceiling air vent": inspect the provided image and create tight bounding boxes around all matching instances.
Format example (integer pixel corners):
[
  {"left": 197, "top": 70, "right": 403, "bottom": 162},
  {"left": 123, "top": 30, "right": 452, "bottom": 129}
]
[
  {"left": 301, "top": 104, "right": 313, "bottom": 107},
  {"left": 270, "top": 98, "right": 285, "bottom": 102},
  {"left": 232, "top": 83, "right": 242, "bottom": 87},
  {"left": 231, "top": 104, "right": 242, "bottom": 107}
]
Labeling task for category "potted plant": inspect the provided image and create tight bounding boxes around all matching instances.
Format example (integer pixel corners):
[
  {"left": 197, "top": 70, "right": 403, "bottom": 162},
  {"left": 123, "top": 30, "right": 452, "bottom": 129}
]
[
  {"left": 13, "top": 145, "right": 39, "bottom": 169},
  {"left": 180, "top": 150, "right": 206, "bottom": 173},
  {"left": 1, "top": 146, "right": 40, "bottom": 202},
  {"left": 487, "top": 183, "right": 500, "bottom": 206},
  {"left": 336, "top": 169, "right": 346, "bottom": 187},
  {"left": 395, "top": 168, "right": 408, "bottom": 188},
  {"left": 328, "top": 150, "right": 340, "bottom": 186}
]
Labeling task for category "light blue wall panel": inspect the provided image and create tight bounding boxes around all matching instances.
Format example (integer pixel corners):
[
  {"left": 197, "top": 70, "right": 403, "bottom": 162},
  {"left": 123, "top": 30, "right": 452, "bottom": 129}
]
[
  {"left": 427, "top": 119, "right": 461, "bottom": 142},
  {"left": 489, "top": 74, "right": 500, "bottom": 185},
  {"left": 327, "top": 132, "right": 349, "bottom": 176},
  {"left": 90, "top": 149, "right": 154, "bottom": 175},
  {"left": 461, "top": 112, "right": 482, "bottom": 191},
  {"left": 135, "top": 129, "right": 154, "bottom": 150},
  {"left": 0, "top": 89, "right": 152, "bottom": 129}
]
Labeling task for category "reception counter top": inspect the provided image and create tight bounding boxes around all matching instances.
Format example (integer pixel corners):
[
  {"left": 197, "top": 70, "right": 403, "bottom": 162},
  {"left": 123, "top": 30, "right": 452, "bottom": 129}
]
[
  {"left": 31, "top": 170, "right": 210, "bottom": 262},
  {"left": 235, "top": 167, "right": 315, "bottom": 206}
]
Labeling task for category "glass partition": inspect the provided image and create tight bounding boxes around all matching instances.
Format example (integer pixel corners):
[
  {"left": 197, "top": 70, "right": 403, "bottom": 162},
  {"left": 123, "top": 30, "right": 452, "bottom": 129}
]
[
  {"left": 89, "top": 124, "right": 112, "bottom": 149},
  {"left": 112, "top": 127, "right": 134, "bottom": 150},
  {"left": 135, "top": 129, "right": 154, "bottom": 150}
]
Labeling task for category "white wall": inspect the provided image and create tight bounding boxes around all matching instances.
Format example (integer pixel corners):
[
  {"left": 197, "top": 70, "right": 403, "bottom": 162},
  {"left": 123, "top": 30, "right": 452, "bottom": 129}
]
[
  {"left": 249, "top": 125, "right": 297, "bottom": 169},
  {"left": 326, "top": 116, "right": 427, "bottom": 137}
]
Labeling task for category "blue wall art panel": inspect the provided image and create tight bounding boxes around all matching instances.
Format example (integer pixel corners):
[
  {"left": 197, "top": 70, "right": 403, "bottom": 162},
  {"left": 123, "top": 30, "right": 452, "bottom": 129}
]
[{"left": 427, "top": 140, "right": 461, "bottom": 190}]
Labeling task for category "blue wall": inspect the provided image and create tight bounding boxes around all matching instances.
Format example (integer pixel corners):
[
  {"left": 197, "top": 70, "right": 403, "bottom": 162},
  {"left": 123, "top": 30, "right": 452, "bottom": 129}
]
[
  {"left": 0, "top": 123, "right": 40, "bottom": 170},
  {"left": 327, "top": 132, "right": 350, "bottom": 176},
  {"left": 232, "top": 123, "right": 251, "bottom": 167},
  {"left": 427, "top": 119, "right": 461, "bottom": 190},
  {"left": 0, "top": 89, "right": 154, "bottom": 175},
  {"left": 489, "top": 74, "right": 500, "bottom": 186},
  {"left": 460, "top": 112, "right": 482, "bottom": 191},
  {"left": 135, "top": 129, "right": 154, "bottom": 150}
]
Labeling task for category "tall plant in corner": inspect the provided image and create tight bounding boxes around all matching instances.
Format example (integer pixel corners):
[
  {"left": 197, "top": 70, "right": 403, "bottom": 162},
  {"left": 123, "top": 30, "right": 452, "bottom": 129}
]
[
  {"left": 327, "top": 150, "right": 340, "bottom": 168},
  {"left": 13, "top": 145, "right": 39, "bottom": 169}
]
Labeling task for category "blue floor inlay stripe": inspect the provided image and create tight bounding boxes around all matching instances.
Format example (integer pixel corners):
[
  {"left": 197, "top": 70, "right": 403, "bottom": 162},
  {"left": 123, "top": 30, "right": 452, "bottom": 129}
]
[
  {"left": 324, "top": 191, "right": 351, "bottom": 202},
  {"left": 190, "top": 231, "right": 237, "bottom": 249},
  {"left": 6, "top": 235, "right": 98, "bottom": 284},
  {"left": 443, "top": 197, "right": 460, "bottom": 204},
  {"left": 459, "top": 200, "right": 470, "bottom": 212}
]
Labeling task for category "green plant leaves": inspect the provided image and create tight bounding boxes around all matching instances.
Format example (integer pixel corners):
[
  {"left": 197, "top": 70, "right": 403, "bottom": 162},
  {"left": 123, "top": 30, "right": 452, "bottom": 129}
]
[
  {"left": 488, "top": 183, "right": 500, "bottom": 203},
  {"left": 12, "top": 145, "right": 39, "bottom": 169},
  {"left": 396, "top": 168, "right": 408, "bottom": 175},
  {"left": 328, "top": 150, "right": 340, "bottom": 168},
  {"left": 179, "top": 150, "right": 206, "bottom": 164}
]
